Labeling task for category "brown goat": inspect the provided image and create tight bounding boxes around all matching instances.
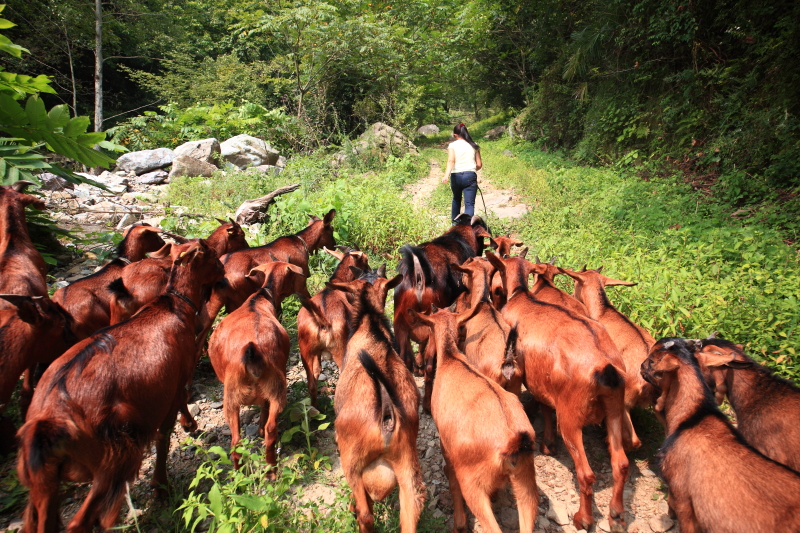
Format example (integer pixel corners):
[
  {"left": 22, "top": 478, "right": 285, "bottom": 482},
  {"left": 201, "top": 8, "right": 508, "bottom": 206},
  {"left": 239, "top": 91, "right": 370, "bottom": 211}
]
[
  {"left": 326, "top": 266, "right": 424, "bottom": 533},
  {"left": 486, "top": 251, "right": 629, "bottom": 531},
  {"left": 107, "top": 221, "right": 249, "bottom": 325},
  {"left": 52, "top": 223, "right": 167, "bottom": 340},
  {"left": 0, "top": 181, "right": 48, "bottom": 307},
  {"left": 641, "top": 338, "right": 800, "bottom": 533},
  {"left": 560, "top": 266, "right": 655, "bottom": 450},
  {"left": 207, "top": 261, "right": 306, "bottom": 471},
  {"left": 452, "top": 257, "right": 522, "bottom": 393},
  {"left": 693, "top": 336, "right": 800, "bottom": 472},
  {"left": 393, "top": 214, "right": 490, "bottom": 413},
  {"left": 0, "top": 295, "right": 76, "bottom": 426},
  {"left": 487, "top": 235, "right": 523, "bottom": 310},
  {"left": 408, "top": 305, "right": 538, "bottom": 533},
  {"left": 526, "top": 255, "right": 588, "bottom": 316},
  {"left": 16, "top": 240, "right": 223, "bottom": 533},
  {"left": 297, "top": 246, "right": 370, "bottom": 407},
  {"left": 204, "top": 210, "right": 335, "bottom": 320}
]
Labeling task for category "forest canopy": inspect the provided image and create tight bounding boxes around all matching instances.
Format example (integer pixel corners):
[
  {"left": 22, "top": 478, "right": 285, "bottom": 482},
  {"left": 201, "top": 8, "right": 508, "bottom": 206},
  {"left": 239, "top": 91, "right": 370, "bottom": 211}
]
[{"left": 1, "top": 0, "right": 798, "bottom": 197}]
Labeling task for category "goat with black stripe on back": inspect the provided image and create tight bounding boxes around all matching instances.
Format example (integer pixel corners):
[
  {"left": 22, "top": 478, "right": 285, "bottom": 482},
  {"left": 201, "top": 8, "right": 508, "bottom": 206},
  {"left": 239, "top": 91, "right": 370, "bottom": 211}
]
[
  {"left": 325, "top": 265, "right": 424, "bottom": 533},
  {"left": 642, "top": 337, "right": 800, "bottom": 533}
]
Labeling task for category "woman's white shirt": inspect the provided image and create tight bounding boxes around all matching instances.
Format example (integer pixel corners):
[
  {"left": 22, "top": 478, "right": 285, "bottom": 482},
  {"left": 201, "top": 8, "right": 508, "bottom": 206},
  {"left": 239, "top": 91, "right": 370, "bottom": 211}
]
[{"left": 449, "top": 139, "right": 477, "bottom": 172}]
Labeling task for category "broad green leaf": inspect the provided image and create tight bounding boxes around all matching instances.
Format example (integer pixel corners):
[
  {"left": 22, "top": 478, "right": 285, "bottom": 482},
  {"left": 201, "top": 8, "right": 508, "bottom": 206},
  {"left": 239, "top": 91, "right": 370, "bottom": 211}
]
[
  {"left": 317, "top": 422, "right": 330, "bottom": 431},
  {"left": 77, "top": 131, "right": 106, "bottom": 146},
  {"left": 207, "top": 483, "right": 222, "bottom": 517},
  {"left": 63, "top": 116, "right": 91, "bottom": 138},
  {"left": 0, "top": 18, "right": 15, "bottom": 30},
  {"left": 0, "top": 93, "right": 27, "bottom": 125},
  {"left": 40, "top": 131, "right": 115, "bottom": 168},
  {"left": 46, "top": 104, "right": 70, "bottom": 130},
  {"left": 230, "top": 494, "right": 269, "bottom": 512},
  {"left": 25, "top": 96, "right": 47, "bottom": 130}
]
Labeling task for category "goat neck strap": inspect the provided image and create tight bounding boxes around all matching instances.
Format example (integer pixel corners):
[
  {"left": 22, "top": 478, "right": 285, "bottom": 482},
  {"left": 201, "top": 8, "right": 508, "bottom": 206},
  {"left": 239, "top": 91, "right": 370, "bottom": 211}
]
[
  {"left": 118, "top": 257, "right": 132, "bottom": 265},
  {"left": 296, "top": 235, "right": 310, "bottom": 256},
  {"left": 168, "top": 289, "right": 199, "bottom": 313}
]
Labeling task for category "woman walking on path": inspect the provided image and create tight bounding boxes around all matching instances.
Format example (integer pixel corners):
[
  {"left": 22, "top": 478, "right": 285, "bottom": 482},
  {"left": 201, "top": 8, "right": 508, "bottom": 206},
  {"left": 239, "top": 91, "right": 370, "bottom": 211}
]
[{"left": 442, "top": 123, "right": 482, "bottom": 221}]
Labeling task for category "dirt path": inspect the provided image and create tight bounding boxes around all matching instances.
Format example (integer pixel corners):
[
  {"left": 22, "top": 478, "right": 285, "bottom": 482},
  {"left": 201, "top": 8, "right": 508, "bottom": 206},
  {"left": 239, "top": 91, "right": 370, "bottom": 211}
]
[{"left": 406, "top": 158, "right": 531, "bottom": 220}]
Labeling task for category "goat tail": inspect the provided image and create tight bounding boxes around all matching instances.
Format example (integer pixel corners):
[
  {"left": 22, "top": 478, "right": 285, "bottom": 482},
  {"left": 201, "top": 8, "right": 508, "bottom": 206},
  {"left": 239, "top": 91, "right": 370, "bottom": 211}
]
[
  {"left": 503, "top": 430, "right": 535, "bottom": 468},
  {"left": 107, "top": 277, "right": 131, "bottom": 300},
  {"left": 17, "top": 417, "right": 75, "bottom": 484},
  {"left": 399, "top": 245, "right": 426, "bottom": 303},
  {"left": 300, "top": 296, "right": 331, "bottom": 331},
  {"left": 358, "top": 350, "right": 399, "bottom": 447},
  {"left": 501, "top": 327, "right": 518, "bottom": 381},
  {"left": 242, "top": 342, "right": 266, "bottom": 379},
  {"left": 594, "top": 363, "right": 625, "bottom": 389}
]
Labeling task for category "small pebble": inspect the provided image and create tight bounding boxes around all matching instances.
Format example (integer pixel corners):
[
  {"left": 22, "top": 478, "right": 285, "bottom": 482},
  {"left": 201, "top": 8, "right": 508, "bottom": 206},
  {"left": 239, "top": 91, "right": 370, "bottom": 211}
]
[
  {"left": 210, "top": 401, "right": 223, "bottom": 409},
  {"left": 640, "top": 467, "right": 656, "bottom": 477},
  {"left": 649, "top": 514, "right": 675, "bottom": 533},
  {"left": 318, "top": 373, "right": 328, "bottom": 382}
]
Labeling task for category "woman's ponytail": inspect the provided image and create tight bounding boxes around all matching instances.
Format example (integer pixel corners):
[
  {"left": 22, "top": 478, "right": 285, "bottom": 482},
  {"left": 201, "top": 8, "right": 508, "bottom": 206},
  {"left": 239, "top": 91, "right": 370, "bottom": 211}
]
[{"left": 453, "top": 123, "right": 480, "bottom": 151}]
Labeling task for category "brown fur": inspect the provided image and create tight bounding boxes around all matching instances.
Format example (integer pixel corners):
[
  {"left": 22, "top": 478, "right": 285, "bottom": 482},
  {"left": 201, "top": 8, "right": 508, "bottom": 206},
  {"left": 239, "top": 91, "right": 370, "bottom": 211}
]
[
  {"left": 16, "top": 240, "right": 223, "bottom": 533},
  {"left": 0, "top": 296, "right": 77, "bottom": 421},
  {"left": 642, "top": 338, "right": 800, "bottom": 533},
  {"left": 561, "top": 266, "right": 656, "bottom": 450},
  {"left": 207, "top": 261, "right": 305, "bottom": 471},
  {"left": 695, "top": 337, "right": 800, "bottom": 472},
  {"left": 487, "top": 235, "right": 523, "bottom": 310},
  {"left": 0, "top": 183, "right": 48, "bottom": 308},
  {"left": 486, "top": 251, "right": 630, "bottom": 531},
  {"left": 393, "top": 216, "right": 490, "bottom": 413},
  {"left": 408, "top": 305, "right": 537, "bottom": 533},
  {"left": 297, "top": 247, "right": 370, "bottom": 406},
  {"left": 107, "top": 222, "right": 249, "bottom": 325},
  {"left": 452, "top": 257, "right": 522, "bottom": 393},
  {"left": 527, "top": 258, "right": 588, "bottom": 316},
  {"left": 327, "top": 267, "right": 424, "bottom": 533},
  {"left": 52, "top": 224, "right": 167, "bottom": 340}
]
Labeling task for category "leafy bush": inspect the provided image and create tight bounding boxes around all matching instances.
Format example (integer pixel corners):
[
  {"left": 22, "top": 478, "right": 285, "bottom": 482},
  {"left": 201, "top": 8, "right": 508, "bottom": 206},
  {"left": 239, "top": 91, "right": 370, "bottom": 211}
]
[{"left": 109, "top": 102, "right": 301, "bottom": 153}]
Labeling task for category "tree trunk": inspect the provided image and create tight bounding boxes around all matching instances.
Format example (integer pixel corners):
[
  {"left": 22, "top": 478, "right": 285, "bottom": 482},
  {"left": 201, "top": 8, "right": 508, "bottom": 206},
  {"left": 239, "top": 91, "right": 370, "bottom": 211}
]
[{"left": 94, "top": 0, "right": 103, "bottom": 133}]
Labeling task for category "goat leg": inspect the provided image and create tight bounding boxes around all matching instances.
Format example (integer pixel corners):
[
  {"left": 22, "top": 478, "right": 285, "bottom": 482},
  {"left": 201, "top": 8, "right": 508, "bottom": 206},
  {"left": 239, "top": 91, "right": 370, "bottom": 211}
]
[
  {"left": 151, "top": 408, "right": 178, "bottom": 497},
  {"left": 539, "top": 404, "right": 556, "bottom": 455},
  {"left": 299, "top": 345, "right": 322, "bottom": 408},
  {"left": 510, "top": 454, "right": 539, "bottom": 533},
  {"left": 67, "top": 470, "right": 125, "bottom": 533},
  {"left": 396, "top": 453, "right": 425, "bottom": 533},
  {"left": 605, "top": 408, "right": 630, "bottom": 532},
  {"left": 224, "top": 387, "right": 243, "bottom": 470},
  {"left": 443, "top": 453, "right": 468, "bottom": 533},
  {"left": 261, "top": 398, "right": 281, "bottom": 480},
  {"left": 421, "top": 342, "right": 436, "bottom": 414},
  {"left": 347, "top": 475, "right": 376, "bottom": 533},
  {"left": 559, "top": 418, "right": 596, "bottom": 530}
]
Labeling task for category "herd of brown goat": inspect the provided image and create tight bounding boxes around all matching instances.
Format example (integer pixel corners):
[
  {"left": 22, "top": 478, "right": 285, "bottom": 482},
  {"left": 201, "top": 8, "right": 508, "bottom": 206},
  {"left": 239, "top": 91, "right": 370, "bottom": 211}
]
[{"left": 1, "top": 180, "right": 799, "bottom": 533}]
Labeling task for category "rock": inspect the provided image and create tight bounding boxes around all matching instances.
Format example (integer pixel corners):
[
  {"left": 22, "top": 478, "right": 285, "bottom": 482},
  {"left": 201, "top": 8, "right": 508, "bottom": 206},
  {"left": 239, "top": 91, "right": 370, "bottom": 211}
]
[
  {"left": 188, "top": 403, "right": 200, "bottom": 417},
  {"left": 116, "top": 213, "right": 139, "bottom": 229},
  {"left": 51, "top": 191, "right": 74, "bottom": 200},
  {"left": 628, "top": 519, "right": 653, "bottom": 533},
  {"left": 432, "top": 509, "right": 444, "bottom": 519},
  {"left": 220, "top": 134, "right": 280, "bottom": 169},
  {"left": 137, "top": 169, "right": 169, "bottom": 185},
  {"left": 7, "top": 518, "right": 25, "bottom": 531},
  {"left": 240, "top": 410, "right": 256, "bottom": 425},
  {"left": 245, "top": 424, "right": 259, "bottom": 437},
  {"left": 210, "top": 401, "right": 223, "bottom": 409},
  {"left": 168, "top": 154, "right": 218, "bottom": 179},
  {"left": 252, "top": 164, "right": 282, "bottom": 175},
  {"left": 537, "top": 516, "right": 551, "bottom": 529},
  {"left": 597, "top": 518, "right": 611, "bottom": 532},
  {"left": 648, "top": 515, "right": 674, "bottom": 533},
  {"left": 502, "top": 150, "right": 514, "bottom": 157},
  {"left": 173, "top": 138, "right": 221, "bottom": 165},
  {"left": 276, "top": 155, "right": 287, "bottom": 168},
  {"left": 417, "top": 124, "right": 440, "bottom": 136},
  {"left": 484, "top": 125, "right": 507, "bottom": 140},
  {"left": 37, "top": 172, "right": 73, "bottom": 191},
  {"left": 116, "top": 148, "right": 175, "bottom": 175},
  {"left": 500, "top": 507, "right": 519, "bottom": 528},
  {"left": 318, "top": 373, "right": 328, "bottom": 382},
  {"left": 546, "top": 503, "right": 571, "bottom": 526},
  {"left": 640, "top": 467, "right": 656, "bottom": 477},
  {"left": 424, "top": 447, "right": 435, "bottom": 459},
  {"left": 334, "top": 122, "right": 419, "bottom": 166},
  {"left": 54, "top": 280, "right": 70, "bottom": 289}
]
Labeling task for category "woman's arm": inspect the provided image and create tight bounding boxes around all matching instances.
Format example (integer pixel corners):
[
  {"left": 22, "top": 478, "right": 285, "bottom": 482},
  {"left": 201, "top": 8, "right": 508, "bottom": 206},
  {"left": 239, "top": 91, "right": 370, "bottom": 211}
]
[
  {"left": 475, "top": 149, "right": 483, "bottom": 171},
  {"left": 442, "top": 147, "right": 456, "bottom": 183}
]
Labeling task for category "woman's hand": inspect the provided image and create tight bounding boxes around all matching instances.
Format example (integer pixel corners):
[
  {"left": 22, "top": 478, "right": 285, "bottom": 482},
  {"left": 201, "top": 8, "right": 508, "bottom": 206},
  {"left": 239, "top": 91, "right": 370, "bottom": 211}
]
[{"left": 442, "top": 176, "right": 448, "bottom": 183}]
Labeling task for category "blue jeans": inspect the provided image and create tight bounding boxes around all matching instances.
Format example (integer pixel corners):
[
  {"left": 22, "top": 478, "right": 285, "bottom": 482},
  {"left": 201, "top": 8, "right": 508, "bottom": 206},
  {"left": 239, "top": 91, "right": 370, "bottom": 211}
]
[{"left": 450, "top": 171, "right": 478, "bottom": 221}]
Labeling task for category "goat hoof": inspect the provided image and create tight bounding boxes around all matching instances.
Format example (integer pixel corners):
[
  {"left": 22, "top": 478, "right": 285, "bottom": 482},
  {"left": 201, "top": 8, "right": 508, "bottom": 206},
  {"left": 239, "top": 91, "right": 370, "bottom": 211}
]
[
  {"left": 573, "top": 513, "right": 594, "bottom": 530},
  {"left": 540, "top": 443, "right": 555, "bottom": 456}
]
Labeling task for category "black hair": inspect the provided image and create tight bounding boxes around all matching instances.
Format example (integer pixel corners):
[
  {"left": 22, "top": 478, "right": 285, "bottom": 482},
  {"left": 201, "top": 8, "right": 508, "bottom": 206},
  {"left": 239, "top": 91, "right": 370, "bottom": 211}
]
[{"left": 453, "top": 123, "right": 480, "bottom": 151}]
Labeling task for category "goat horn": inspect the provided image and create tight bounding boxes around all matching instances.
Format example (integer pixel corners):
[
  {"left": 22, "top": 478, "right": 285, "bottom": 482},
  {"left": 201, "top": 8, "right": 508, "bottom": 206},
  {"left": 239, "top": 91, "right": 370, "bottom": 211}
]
[
  {"left": 663, "top": 340, "right": 675, "bottom": 349},
  {"left": 549, "top": 255, "right": 557, "bottom": 265},
  {"left": 470, "top": 215, "right": 482, "bottom": 226},
  {"left": 0, "top": 294, "right": 42, "bottom": 306},
  {"left": 707, "top": 332, "right": 719, "bottom": 339},
  {"left": 581, "top": 264, "right": 587, "bottom": 272},
  {"left": 268, "top": 252, "right": 278, "bottom": 262},
  {"left": 335, "top": 245, "right": 352, "bottom": 253},
  {"left": 215, "top": 218, "right": 227, "bottom": 225},
  {"left": 229, "top": 217, "right": 237, "bottom": 225},
  {"left": 377, "top": 264, "right": 386, "bottom": 278},
  {"left": 597, "top": 265, "right": 604, "bottom": 273},
  {"left": 164, "top": 231, "right": 189, "bottom": 243},
  {"left": 11, "top": 180, "right": 36, "bottom": 192},
  {"left": 430, "top": 304, "right": 439, "bottom": 313},
  {"left": 534, "top": 255, "right": 541, "bottom": 264}
]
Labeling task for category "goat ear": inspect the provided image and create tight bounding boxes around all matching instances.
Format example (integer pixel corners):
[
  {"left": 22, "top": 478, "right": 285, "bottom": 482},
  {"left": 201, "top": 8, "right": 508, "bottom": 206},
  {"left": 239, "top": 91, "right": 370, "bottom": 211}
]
[
  {"left": 489, "top": 238, "right": 499, "bottom": 250},
  {"left": 653, "top": 353, "right": 681, "bottom": 373},
  {"left": 176, "top": 247, "right": 199, "bottom": 266},
  {"left": 308, "top": 213, "right": 321, "bottom": 222},
  {"left": 326, "top": 281, "right": 355, "bottom": 294},
  {"left": 386, "top": 275, "right": 402, "bottom": 290},
  {"left": 474, "top": 226, "right": 491, "bottom": 238},
  {"left": 286, "top": 264, "right": 306, "bottom": 277},
  {"left": 323, "top": 246, "right": 344, "bottom": 262},
  {"left": 149, "top": 243, "right": 173, "bottom": 259},
  {"left": 518, "top": 247, "right": 528, "bottom": 259},
  {"left": 602, "top": 276, "right": 637, "bottom": 287},
  {"left": 349, "top": 265, "right": 364, "bottom": 278},
  {"left": 323, "top": 208, "right": 336, "bottom": 224},
  {"left": 406, "top": 308, "right": 432, "bottom": 325},
  {"left": 163, "top": 231, "right": 189, "bottom": 243},
  {"left": 451, "top": 262, "right": 468, "bottom": 274},
  {"left": 558, "top": 267, "right": 581, "bottom": 280},
  {"left": 695, "top": 349, "right": 739, "bottom": 369},
  {"left": 11, "top": 180, "right": 36, "bottom": 193},
  {"left": 511, "top": 239, "right": 523, "bottom": 246},
  {"left": 0, "top": 295, "right": 43, "bottom": 324},
  {"left": 484, "top": 251, "right": 504, "bottom": 271}
]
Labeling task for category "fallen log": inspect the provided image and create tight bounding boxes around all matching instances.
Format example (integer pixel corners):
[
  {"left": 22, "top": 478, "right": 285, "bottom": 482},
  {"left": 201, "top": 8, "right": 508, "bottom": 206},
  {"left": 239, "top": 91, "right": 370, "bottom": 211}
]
[{"left": 234, "top": 183, "right": 301, "bottom": 225}]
